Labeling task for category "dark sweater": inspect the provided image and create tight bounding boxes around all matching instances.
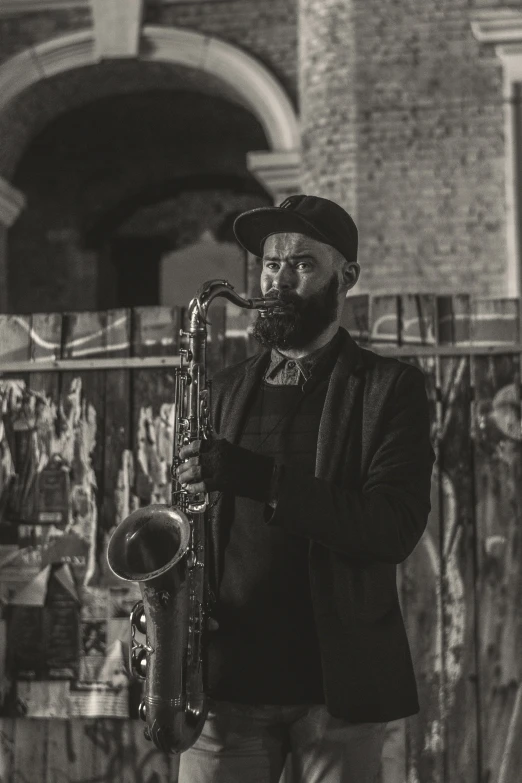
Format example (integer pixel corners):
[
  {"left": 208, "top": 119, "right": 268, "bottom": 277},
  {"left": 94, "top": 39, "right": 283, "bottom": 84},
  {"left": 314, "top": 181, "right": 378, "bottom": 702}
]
[
  {"left": 207, "top": 328, "right": 435, "bottom": 721},
  {"left": 207, "top": 377, "right": 330, "bottom": 704}
]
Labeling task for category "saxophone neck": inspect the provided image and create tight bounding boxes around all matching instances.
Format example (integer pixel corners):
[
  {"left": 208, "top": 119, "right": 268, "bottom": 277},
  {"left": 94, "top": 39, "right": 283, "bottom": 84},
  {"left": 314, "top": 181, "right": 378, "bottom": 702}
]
[
  {"left": 188, "top": 279, "right": 279, "bottom": 328},
  {"left": 188, "top": 280, "right": 251, "bottom": 325}
]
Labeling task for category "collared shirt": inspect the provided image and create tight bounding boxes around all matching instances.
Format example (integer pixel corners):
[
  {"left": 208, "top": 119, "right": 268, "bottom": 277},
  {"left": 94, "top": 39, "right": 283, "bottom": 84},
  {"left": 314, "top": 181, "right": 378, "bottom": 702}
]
[
  {"left": 263, "top": 330, "right": 343, "bottom": 507},
  {"left": 264, "top": 330, "right": 342, "bottom": 386}
]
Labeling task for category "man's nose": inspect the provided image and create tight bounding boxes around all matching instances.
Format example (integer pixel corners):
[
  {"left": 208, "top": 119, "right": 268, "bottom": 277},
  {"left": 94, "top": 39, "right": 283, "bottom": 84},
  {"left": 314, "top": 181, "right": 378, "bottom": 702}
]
[{"left": 272, "top": 266, "right": 294, "bottom": 290}]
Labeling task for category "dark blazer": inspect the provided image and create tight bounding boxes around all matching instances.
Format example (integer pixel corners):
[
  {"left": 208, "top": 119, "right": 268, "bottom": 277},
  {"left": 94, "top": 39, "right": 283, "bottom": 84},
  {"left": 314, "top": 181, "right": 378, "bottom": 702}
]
[{"left": 208, "top": 327, "right": 435, "bottom": 722}]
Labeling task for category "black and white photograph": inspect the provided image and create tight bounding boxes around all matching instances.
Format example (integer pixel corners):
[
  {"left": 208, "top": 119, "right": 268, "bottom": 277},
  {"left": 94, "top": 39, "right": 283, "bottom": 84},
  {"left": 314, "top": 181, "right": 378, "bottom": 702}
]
[{"left": 0, "top": 1, "right": 521, "bottom": 782}]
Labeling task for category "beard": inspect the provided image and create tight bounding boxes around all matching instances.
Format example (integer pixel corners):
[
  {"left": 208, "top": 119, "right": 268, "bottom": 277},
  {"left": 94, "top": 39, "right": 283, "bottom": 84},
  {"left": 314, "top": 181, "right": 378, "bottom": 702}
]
[{"left": 252, "top": 273, "right": 340, "bottom": 350}]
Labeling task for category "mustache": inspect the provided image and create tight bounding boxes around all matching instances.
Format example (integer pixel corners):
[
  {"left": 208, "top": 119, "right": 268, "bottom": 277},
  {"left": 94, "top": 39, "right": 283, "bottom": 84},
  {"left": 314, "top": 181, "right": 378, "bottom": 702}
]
[{"left": 264, "top": 290, "right": 302, "bottom": 309}]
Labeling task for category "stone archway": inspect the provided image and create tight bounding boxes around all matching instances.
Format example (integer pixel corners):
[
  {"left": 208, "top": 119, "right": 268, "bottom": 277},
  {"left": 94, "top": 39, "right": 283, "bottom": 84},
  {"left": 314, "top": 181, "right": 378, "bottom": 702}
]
[
  {"left": 0, "top": 25, "right": 300, "bottom": 208},
  {"left": 0, "top": 25, "right": 301, "bottom": 310}
]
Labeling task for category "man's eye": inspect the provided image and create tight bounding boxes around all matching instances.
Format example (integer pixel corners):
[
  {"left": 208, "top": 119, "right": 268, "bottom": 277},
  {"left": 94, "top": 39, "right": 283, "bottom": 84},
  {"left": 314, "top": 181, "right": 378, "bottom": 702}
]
[
  {"left": 297, "top": 262, "right": 310, "bottom": 270},
  {"left": 264, "top": 262, "right": 279, "bottom": 271}
]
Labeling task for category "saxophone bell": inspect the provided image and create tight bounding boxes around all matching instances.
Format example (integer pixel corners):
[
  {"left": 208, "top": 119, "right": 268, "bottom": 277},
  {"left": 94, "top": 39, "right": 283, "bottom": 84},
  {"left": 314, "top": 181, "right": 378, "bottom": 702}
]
[{"left": 107, "top": 505, "right": 191, "bottom": 584}]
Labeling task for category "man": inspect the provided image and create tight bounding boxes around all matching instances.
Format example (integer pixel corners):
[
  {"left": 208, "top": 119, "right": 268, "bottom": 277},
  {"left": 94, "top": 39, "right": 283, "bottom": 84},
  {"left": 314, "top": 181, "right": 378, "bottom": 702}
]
[{"left": 176, "top": 194, "right": 435, "bottom": 783}]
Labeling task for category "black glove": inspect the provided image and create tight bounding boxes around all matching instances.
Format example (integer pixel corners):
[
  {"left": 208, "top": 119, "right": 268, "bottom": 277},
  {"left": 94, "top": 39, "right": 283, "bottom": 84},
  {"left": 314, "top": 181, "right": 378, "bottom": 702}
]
[{"left": 199, "top": 438, "right": 274, "bottom": 502}]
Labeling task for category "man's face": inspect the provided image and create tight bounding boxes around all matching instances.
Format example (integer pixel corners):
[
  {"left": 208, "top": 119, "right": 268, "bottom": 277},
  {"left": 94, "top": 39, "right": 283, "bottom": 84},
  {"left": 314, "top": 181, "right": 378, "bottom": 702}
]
[{"left": 252, "top": 232, "right": 345, "bottom": 350}]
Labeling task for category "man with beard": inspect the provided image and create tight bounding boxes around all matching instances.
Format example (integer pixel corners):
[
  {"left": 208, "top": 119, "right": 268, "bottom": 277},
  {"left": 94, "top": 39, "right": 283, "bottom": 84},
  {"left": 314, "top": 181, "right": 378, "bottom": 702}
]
[{"left": 176, "top": 195, "right": 435, "bottom": 783}]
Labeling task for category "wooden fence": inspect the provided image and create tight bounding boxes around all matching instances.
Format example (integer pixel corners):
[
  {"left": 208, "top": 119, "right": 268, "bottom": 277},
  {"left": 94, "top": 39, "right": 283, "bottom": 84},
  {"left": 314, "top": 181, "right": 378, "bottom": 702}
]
[{"left": 0, "top": 294, "right": 521, "bottom": 783}]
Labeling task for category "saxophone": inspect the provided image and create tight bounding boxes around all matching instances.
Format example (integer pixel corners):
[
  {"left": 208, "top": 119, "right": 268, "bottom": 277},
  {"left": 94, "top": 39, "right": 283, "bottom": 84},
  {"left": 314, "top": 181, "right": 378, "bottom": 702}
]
[{"left": 107, "top": 280, "right": 281, "bottom": 754}]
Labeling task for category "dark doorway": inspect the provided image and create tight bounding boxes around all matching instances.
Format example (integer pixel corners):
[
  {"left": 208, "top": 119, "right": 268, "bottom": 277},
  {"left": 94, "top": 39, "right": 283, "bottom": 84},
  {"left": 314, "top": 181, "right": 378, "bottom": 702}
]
[{"left": 104, "top": 236, "right": 168, "bottom": 308}]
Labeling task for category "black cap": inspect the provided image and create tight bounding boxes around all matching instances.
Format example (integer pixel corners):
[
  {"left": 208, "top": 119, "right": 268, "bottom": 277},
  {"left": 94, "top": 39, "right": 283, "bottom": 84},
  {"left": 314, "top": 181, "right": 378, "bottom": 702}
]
[{"left": 233, "top": 194, "right": 358, "bottom": 264}]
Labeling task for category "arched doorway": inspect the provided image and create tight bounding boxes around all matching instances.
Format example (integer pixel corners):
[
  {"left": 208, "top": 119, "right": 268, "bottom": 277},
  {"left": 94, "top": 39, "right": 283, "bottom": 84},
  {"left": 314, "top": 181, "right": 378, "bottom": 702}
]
[{"left": 0, "top": 27, "right": 300, "bottom": 312}]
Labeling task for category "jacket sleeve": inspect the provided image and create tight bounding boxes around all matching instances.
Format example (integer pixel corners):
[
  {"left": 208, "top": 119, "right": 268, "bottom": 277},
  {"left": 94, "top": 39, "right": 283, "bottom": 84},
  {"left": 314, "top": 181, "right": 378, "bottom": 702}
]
[{"left": 266, "top": 365, "right": 436, "bottom": 564}]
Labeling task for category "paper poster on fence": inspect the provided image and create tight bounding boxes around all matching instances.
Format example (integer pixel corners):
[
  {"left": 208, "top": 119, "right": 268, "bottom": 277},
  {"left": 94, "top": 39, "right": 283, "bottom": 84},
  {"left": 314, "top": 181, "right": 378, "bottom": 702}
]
[{"left": 0, "top": 377, "right": 143, "bottom": 718}]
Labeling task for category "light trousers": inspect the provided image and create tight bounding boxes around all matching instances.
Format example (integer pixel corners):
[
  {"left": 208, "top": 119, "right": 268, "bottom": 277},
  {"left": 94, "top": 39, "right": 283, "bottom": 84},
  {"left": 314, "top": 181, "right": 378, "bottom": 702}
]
[{"left": 178, "top": 700, "right": 387, "bottom": 783}]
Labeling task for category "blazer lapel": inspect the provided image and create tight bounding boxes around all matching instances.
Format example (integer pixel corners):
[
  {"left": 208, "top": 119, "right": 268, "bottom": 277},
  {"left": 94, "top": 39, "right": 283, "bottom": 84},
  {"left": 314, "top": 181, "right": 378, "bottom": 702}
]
[
  {"left": 316, "top": 329, "right": 364, "bottom": 481},
  {"left": 218, "top": 350, "right": 271, "bottom": 443},
  {"left": 360, "top": 357, "right": 393, "bottom": 477},
  {"left": 209, "top": 348, "right": 269, "bottom": 589}
]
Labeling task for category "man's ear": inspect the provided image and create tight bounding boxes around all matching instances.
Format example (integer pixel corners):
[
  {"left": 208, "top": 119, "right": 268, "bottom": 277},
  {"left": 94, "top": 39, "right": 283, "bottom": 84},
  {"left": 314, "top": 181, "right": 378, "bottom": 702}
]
[{"left": 342, "top": 262, "right": 360, "bottom": 291}]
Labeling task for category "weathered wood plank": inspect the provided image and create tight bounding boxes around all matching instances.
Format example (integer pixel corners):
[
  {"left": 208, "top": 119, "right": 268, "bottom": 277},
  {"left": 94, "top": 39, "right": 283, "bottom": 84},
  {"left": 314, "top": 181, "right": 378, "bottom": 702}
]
[
  {"left": 370, "top": 295, "right": 399, "bottom": 346},
  {"left": 132, "top": 307, "right": 181, "bottom": 360},
  {"left": 0, "top": 314, "right": 33, "bottom": 537},
  {"left": 131, "top": 306, "right": 180, "bottom": 512},
  {"left": 471, "top": 298, "right": 519, "bottom": 347},
  {"left": 124, "top": 720, "right": 174, "bottom": 783},
  {"left": 100, "top": 310, "right": 132, "bottom": 586},
  {"left": 30, "top": 314, "right": 62, "bottom": 363},
  {"left": 89, "top": 719, "right": 125, "bottom": 783},
  {"left": 400, "top": 341, "right": 444, "bottom": 783},
  {"left": 58, "top": 312, "right": 107, "bottom": 586},
  {"left": 401, "top": 294, "right": 437, "bottom": 346},
  {"left": 437, "top": 295, "right": 471, "bottom": 346},
  {"left": 12, "top": 718, "right": 48, "bottom": 782},
  {"left": 45, "top": 719, "right": 72, "bottom": 783},
  {"left": 391, "top": 299, "right": 437, "bottom": 783},
  {"left": 69, "top": 720, "right": 101, "bottom": 782},
  {"left": 342, "top": 293, "right": 370, "bottom": 344},
  {"left": 402, "top": 484, "right": 445, "bottom": 783},
  {"left": 0, "top": 718, "right": 15, "bottom": 783},
  {"left": 104, "top": 309, "right": 131, "bottom": 360},
  {"left": 380, "top": 719, "right": 406, "bottom": 783},
  {"left": 0, "top": 313, "right": 33, "bottom": 539},
  {"left": 438, "top": 349, "right": 479, "bottom": 782},
  {"left": 61, "top": 311, "right": 108, "bottom": 361},
  {"left": 27, "top": 312, "right": 63, "bottom": 561},
  {"left": 472, "top": 325, "right": 522, "bottom": 783},
  {"left": 0, "top": 315, "right": 32, "bottom": 365}
]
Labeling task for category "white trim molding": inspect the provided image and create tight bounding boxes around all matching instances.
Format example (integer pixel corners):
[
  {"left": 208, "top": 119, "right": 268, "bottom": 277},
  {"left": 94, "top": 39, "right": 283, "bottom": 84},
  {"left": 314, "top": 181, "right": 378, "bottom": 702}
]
[
  {"left": 0, "top": 27, "right": 300, "bottom": 152},
  {"left": 247, "top": 150, "right": 301, "bottom": 203},
  {"left": 0, "top": 0, "right": 224, "bottom": 14},
  {"left": 470, "top": 9, "right": 522, "bottom": 45},
  {"left": 91, "top": 0, "right": 143, "bottom": 59},
  {"left": 0, "top": 177, "right": 26, "bottom": 227},
  {"left": 141, "top": 27, "right": 300, "bottom": 150},
  {"left": 0, "top": 1, "right": 88, "bottom": 13},
  {"left": 471, "top": 9, "right": 522, "bottom": 297}
]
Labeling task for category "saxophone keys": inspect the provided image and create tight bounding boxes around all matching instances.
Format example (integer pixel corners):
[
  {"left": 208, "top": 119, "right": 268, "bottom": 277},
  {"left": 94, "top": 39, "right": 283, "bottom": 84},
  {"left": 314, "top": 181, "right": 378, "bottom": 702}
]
[
  {"left": 132, "top": 647, "right": 148, "bottom": 678},
  {"left": 130, "top": 601, "right": 147, "bottom": 635}
]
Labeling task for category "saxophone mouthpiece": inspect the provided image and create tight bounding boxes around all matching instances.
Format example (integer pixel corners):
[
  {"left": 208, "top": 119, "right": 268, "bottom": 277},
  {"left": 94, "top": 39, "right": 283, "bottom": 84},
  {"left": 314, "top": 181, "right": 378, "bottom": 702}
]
[{"left": 257, "top": 296, "right": 292, "bottom": 318}]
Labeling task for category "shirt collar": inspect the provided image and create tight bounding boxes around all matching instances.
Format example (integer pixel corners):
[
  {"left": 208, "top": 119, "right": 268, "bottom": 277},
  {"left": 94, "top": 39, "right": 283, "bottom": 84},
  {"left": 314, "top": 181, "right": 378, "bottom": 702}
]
[{"left": 265, "top": 330, "right": 342, "bottom": 382}]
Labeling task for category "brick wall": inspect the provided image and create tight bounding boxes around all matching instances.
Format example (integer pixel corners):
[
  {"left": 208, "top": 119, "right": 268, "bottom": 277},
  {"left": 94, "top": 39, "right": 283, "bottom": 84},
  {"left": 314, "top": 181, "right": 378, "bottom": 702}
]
[
  {"left": 151, "top": 0, "right": 298, "bottom": 107},
  {"left": 299, "top": 0, "right": 358, "bottom": 213},
  {"left": 0, "top": 0, "right": 514, "bottom": 301},
  {"left": 356, "top": 0, "right": 507, "bottom": 296},
  {"left": 0, "top": 3, "right": 298, "bottom": 106},
  {"left": 0, "top": 9, "right": 91, "bottom": 64},
  {"left": 299, "top": 0, "right": 508, "bottom": 296}
]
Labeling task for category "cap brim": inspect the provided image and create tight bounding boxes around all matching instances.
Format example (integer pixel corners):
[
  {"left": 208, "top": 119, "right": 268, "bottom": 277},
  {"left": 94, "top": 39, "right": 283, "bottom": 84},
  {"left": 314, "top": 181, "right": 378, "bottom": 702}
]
[{"left": 233, "top": 206, "right": 331, "bottom": 257}]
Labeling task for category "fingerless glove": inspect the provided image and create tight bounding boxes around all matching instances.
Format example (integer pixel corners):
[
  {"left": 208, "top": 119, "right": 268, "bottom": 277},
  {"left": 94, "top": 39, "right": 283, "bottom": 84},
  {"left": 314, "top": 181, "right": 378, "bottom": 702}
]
[{"left": 199, "top": 438, "right": 275, "bottom": 502}]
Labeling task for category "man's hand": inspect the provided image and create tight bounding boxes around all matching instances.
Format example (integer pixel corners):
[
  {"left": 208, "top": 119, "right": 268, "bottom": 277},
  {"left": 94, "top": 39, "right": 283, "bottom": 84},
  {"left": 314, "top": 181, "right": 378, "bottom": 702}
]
[
  {"left": 177, "top": 438, "right": 274, "bottom": 502},
  {"left": 177, "top": 439, "right": 207, "bottom": 495}
]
